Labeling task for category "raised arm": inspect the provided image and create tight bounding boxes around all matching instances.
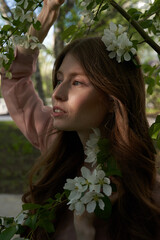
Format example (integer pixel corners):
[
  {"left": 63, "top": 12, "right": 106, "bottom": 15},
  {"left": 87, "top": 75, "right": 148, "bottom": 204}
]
[
  {"left": 1, "top": 0, "right": 65, "bottom": 152},
  {"left": 19, "top": 0, "right": 65, "bottom": 54}
]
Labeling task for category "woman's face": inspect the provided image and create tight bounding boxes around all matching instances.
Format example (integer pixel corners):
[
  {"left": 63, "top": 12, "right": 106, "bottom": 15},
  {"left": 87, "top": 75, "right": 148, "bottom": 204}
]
[{"left": 52, "top": 53, "right": 110, "bottom": 135}]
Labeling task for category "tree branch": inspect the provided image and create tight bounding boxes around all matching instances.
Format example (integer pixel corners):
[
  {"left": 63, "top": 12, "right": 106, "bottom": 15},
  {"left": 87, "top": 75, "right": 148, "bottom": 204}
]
[
  {"left": 109, "top": 0, "right": 160, "bottom": 55},
  {"left": 138, "top": 6, "right": 160, "bottom": 24}
]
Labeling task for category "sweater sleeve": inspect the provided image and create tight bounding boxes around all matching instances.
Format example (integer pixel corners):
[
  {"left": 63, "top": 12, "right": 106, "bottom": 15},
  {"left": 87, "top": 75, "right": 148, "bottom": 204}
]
[{"left": 0, "top": 48, "right": 58, "bottom": 152}]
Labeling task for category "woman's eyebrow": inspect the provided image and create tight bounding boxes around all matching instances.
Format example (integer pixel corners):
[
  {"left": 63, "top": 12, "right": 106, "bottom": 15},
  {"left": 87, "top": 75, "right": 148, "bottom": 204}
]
[{"left": 56, "top": 70, "right": 87, "bottom": 77}]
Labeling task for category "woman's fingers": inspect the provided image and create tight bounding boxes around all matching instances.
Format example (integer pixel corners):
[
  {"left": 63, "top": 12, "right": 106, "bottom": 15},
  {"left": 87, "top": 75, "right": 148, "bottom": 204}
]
[
  {"left": 74, "top": 211, "right": 95, "bottom": 240},
  {"left": 43, "top": 0, "right": 65, "bottom": 10},
  {"left": 109, "top": 176, "right": 122, "bottom": 204}
]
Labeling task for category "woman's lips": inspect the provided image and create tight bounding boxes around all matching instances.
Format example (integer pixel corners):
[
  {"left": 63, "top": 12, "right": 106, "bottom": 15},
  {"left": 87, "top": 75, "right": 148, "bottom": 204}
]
[{"left": 53, "top": 106, "right": 66, "bottom": 117}]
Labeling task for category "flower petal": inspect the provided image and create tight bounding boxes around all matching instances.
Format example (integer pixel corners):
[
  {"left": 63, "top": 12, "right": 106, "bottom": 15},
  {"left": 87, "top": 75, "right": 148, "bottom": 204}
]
[
  {"left": 124, "top": 52, "right": 131, "bottom": 61},
  {"left": 98, "top": 199, "right": 105, "bottom": 210},
  {"left": 110, "top": 22, "right": 117, "bottom": 32},
  {"left": 81, "top": 166, "right": 91, "bottom": 179},
  {"left": 75, "top": 202, "right": 85, "bottom": 215},
  {"left": 103, "top": 184, "right": 112, "bottom": 196},
  {"left": 86, "top": 200, "right": 96, "bottom": 213}
]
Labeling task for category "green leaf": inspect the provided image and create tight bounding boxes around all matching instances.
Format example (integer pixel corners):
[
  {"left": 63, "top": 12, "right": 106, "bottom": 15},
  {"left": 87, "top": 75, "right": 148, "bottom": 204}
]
[
  {"left": 147, "top": 85, "right": 154, "bottom": 95},
  {"left": 64, "top": 190, "right": 70, "bottom": 198},
  {"left": 93, "top": 15, "right": 99, "bottom": 21},
  {"left": 149, "top": 116, "right": 160, "bottom": 139},
  {"left": 127, "top": 8, "right": 142, "bottom": 20},
  {"left": 13, "top": 237, "right": 29, "bottom": 240},
  {"left": 33, "top": 20, "right": 41, "bottom": 31},
  {"left": 22, "top": 203, "right": 42, "bottom": 211},
  {"left": 140, "top": 20, "right": 153, "bottom": 29},
  {"left": 96, "top": 0, "right": 102, "bottom": 4},
  {"left": 100, "top": 3, "right": 109, "bottom": 12},
  {"left": 145, "top": 76, "right": 155, "bottom": 95},
  {"left": 0, "top": 226, "right": 17, "bottom": 240},
  {"left": 155, "top": 139, "right": 160, "bottom": 150},
  {"left": 44, "top": 198, "right": 54, "bottom": 205},
  {"left": 105, "top": 156, "right": 122, "bottom": 177},
  {"left": 38, "top": 219, "right": 55, "bottom": 233},
  {"left": 62, "top": 25, "right": 77, "bottom": 40},
  {"left": 95, "top": 196, "right": 112, "bottom": 220},
  {"left": 87, "top": 1, "right": 96, "bottom": 10},
  {"left": 0, "top": 217, "right": 14, "bottom": 228},
  {"left": 98, "top": 138, "right": 110, "bottom": 156},
  {"left": 24, "top": 214, "right": 37, "bottom": 230},
  {"left": 155, "top": 115, "right": 160, "bottom": 123},
  {"left": 1, "top": 25, "right": 13, "bottom": 32}
]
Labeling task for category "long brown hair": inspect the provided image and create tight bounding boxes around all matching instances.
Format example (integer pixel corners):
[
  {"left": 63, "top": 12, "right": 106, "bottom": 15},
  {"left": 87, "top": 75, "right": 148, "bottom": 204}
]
[{"left": 23, "top": 37, "right": 160, "bottom": 240}]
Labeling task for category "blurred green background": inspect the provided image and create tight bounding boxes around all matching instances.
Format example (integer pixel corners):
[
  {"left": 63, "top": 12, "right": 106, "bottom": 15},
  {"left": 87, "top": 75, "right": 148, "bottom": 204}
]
[{"left": 0, "top": 121, "right": 40, "bottom": 194}]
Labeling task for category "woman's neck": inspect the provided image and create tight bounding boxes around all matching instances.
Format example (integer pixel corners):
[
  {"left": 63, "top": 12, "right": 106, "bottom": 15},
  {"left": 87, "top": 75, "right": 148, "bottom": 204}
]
[
  {"left": 77, "top": 130, "right": 91, "bottom": 149},
  {"left": 77, "top": 125, "right": 108, "bottom": 149}
]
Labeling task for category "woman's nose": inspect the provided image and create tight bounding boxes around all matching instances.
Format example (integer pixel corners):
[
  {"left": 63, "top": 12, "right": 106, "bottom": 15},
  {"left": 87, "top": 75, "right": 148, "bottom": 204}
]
[{"left": 52, "top": 83, "right": 68, "bottom": 102}]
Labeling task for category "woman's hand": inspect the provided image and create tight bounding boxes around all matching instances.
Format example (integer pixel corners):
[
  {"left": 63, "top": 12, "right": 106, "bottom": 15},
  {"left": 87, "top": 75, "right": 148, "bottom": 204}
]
[
  {"left": 74, "top": 211, "right": 95, "bottom": 240},
  {"left": 109, "top": 176, "right": 122, "bottom": 205},
  {"left": 23, "top": 0, "right": 65, "bottom": 49},
  {"left": 43, "top": 0, "right": 65, "bottom": 12}
]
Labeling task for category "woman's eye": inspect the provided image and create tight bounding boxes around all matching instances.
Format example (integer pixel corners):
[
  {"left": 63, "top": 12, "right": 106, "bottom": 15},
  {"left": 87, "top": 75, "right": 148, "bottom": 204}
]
[
  {"left": 56, "top": 80, "right": 62, "bottom": 86},
  {"left": 73, "top": 81, "right": 83, "bottom": 86}
]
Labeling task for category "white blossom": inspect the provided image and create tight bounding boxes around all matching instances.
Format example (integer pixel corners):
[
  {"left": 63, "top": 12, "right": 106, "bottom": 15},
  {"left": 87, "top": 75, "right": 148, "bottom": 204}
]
[
  {"left": 64, "top": 128, "right": 112, "bottom": 216},
  {"left": 0, "top": 53, "right": 9, "bottom": 69},
  {"left": 80, "top": 166, "right": 98, "bottom": 191},
  {"left": 13, "top": 6, "right": 25, "bottom": 21},
  {"left": 81, "top": 166, "right": 112, "bottom": 196},
  {"left": 80, "top": 0, "right": 95, "bottom": 26},
  {"left": 84, "top": 128, "right": 100, "bottom": 166},
  {"left": 13, "top": 34, "right": 45, "bottom": 50},
  {"left": 13, "top": 6, "right": 36, "bottom": 23},
  {"left": 64, "top": 177, "right": 87, "bottom": 202},
  {"left": 22, "top": 11, "right": 35, "bottom": 23},
  {"left": 81, "top": 191, "right": 105, "bottom": 213},
  {"left": 102, "top": 22, "right": 137, "bottom": 63},
  {"left": 64, "top": 166, "right": 112, "bottom": 215},
  {"left": 17, "top": 0, "right": 29, "bottom": 9},
  {"left": 95, "top": 169, "right": 112, "bottom": 196},
  {"left": 68, "top": 199, "right": 85, "bottom": 215}
]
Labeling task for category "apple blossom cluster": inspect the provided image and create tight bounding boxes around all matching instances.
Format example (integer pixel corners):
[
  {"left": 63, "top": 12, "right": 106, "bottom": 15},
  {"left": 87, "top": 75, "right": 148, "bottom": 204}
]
[
  {"left": 0, "top": 1, "right": 44, "bottom": 77},
  {"left": 12, "top": 3, "right": 45, "bottom": 50},
  {"left": 13, "top": 34, "right": 45, "bottom": 50},
  {"left": 102, "top": 22, "right": 137, "bottom": 63},
  {"left": 80, "top": 0, "right": 95, "bottom": 26},
  {"left": 63, "top": 128, "right": 112, "bottom": 215}
]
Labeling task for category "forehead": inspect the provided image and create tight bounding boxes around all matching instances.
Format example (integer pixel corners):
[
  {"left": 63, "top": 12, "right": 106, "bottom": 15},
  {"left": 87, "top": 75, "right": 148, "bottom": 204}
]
[{"left": 58, "top": 53, "right": 85, "bottom": 75}]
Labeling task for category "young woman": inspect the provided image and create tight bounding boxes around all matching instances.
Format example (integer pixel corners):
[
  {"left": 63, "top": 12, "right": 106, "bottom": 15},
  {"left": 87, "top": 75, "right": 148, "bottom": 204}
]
[{"left": 1, "top": 0, "right": 160, "bottom": 239}]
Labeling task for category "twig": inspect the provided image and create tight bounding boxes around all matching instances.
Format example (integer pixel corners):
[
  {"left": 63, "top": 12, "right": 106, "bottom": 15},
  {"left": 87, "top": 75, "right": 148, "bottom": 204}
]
[{"left": 108, "top": 0, "right": 160, "bottom": 55}]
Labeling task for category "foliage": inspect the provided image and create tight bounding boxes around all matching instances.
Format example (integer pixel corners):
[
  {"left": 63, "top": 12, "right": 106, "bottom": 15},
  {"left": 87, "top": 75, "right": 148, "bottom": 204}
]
[
  {"left": 0, "top": 0, "right": 160, "bottom": 238},
  {"left": 0, "top": 194, "right": 66, "bottom": 240},
  {"left": 0, "top": 121, "right": 40, "bottom": 193},
  {"left": 0, "top": 0, "right": 44, "bottom": 77}
]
